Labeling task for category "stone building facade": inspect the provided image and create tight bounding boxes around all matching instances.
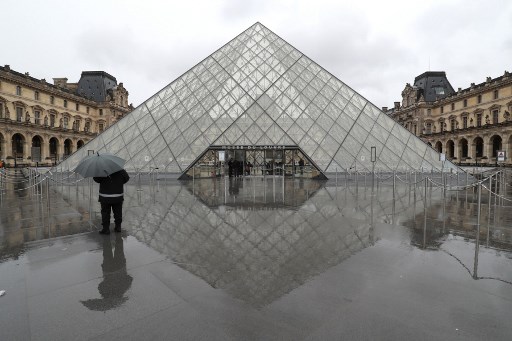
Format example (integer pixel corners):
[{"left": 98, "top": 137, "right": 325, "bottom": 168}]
[
  {"left": 0, "top": 66, "right": 133, "bottom": 166},
  {"left": 388, "top": 70, "right": 512, "bottom": 167}
]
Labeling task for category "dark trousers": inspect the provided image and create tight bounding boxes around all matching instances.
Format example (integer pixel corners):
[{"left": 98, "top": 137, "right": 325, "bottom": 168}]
[{"left": 101, "top": 202, "right": 123, "bottom": 228}]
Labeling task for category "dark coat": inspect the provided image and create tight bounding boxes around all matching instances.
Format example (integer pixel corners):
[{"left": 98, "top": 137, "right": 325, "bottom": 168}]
[{"left": 93, "top": 169, "right": 130, "bottom": 203}]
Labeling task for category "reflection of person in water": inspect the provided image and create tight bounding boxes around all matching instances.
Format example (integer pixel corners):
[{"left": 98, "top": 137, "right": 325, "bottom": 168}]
[
  {"left": 228, "top": 178, "right": 240, "bottom": 195},
  {"left": 81, "top": 234, "right": 133, "bottom": 311}
]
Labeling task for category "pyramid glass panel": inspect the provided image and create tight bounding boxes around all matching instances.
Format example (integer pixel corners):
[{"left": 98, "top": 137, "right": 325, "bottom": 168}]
[{"left": 59, "top": 22, "right": 459, "bottom": 178}]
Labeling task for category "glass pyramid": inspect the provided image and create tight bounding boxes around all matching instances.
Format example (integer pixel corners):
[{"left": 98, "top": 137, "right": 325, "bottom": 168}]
[{"left": 59, "top": 22, "right": 458, "bottom": 178}]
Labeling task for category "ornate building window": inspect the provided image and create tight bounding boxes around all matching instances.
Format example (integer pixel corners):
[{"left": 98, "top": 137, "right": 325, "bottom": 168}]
[
  {"left": 16, "top": 107, "right": 23, "bottom": 122},
  {"left": 50, "top": 113, "right": 56, "bottom": 127},
  {"left": 50, "top": 96, "right": 55, "bottom": 104},
  {"left": 64, "top": 99, "right": 68, "bottom": 108},
  {"left": 84, "top": 121, "right": 90, "bottom": 132},
  {"left": 425, "top": 123, "right": 432, "bottom": 134},
  {"left": 494, "top": 89, "right": 499, "bottom": 99},
  {"left": 493, "top": 109, "right": 499, "bottom": 124},
  {"left": 451, "top": 103, "right": 455, "bottom": 111},
  {"left": 450, "top": 119, "right": 456, "bottom": 132},
  {"left": 463, "top": 99, "right": 467, "bottom": 107},
  {"left": 477, "top": 94, "right": 482, "bottom": 103},
  {"left": 16, "top": 86, "right": 22, "bottom": 96},
  {"left": 98, "top": 123, "right": 104, "bottom": 132},
  {"left": 34, "top": 110, "right": 41, "bottom": 125},
  {"left": 73, "top": 120, "right": 80, "bottom": 131},
  {"left": 0, "top": 102, "right": 3, "bottom": 118},
  {"left": 63, "top": 116, "right": 69, "bottom": 129},
  {"left": 75, "top": 103, "right": 79, "bottom": 111},
  {"left": 463, "top": 116, "right": 468, "bottom": 129},
  {"left": 34, "top": 91, "right": 39, "bottom": 100},
  {"left": 476, "top": 113, "right": 482, "bottom": 127}
]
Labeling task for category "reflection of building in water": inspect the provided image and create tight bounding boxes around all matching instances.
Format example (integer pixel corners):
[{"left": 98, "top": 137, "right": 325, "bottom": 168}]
[
  {"left": 182, "top": 177, "right": 325, "bottom": 209},
  {"left": 0, "top": 169, "right": 94, "bottom": 256},
  {"left": 402, "top": 186, "right": 512, "bottom": 250}
]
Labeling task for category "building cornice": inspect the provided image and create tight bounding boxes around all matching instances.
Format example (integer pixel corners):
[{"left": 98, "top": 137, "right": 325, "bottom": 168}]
[
  {"left": 434, "top": 71, "right": 512, "bottom": 105},
  {"left": 0, "top": 66, "right": 99, "bottom": 106}
]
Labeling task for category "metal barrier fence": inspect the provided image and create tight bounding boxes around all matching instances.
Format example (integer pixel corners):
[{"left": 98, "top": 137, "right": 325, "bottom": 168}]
[{"left": 1, "top": 166, "right": 510, "bottom": 241}]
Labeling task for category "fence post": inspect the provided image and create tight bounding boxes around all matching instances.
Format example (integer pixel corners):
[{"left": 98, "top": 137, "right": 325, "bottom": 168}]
[
  {"left": 474, "top": 181, "right": 482, "bottom": 279},
  {"left": 423, "top": 177, "right": 428, "bottom": 249},
  {"left": 392, "top": 171, "right": 396, "bottom": 201},
  {"left": 487, "top": 175, "right": 492, "bottom": 247}
]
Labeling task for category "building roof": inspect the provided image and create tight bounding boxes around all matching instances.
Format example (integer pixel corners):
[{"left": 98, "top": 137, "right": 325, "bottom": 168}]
[
  {"left": 76, "top": 71, "right": 117, "bottom": 102},
  {"left": 413, "top": 71, "right": 455, "bottom": 102}
]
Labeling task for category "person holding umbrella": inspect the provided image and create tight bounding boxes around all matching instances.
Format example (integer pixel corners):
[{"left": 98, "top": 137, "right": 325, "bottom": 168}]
[
  {"left": 94, "top": 168, "right": 130, "bottom": 234},
  {"left": 74, "top": 152, "right": 130, "bottom": 234}
]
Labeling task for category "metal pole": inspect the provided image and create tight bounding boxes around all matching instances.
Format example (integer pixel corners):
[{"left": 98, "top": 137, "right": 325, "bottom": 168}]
[
  {"left": 423, "top": 177, "right": 428, "bottom": 249},
  {"left": 88, "top": 177, "right": 93, "bottom": 222},
  {"left": 393, "top": 171, "right": 396, "bottom": 200},
  {"left": 473, "top": 182, "right": 482, "bottom": 279},
  {"left": 487, "top": 175, "right": 492, "bottom": 247},
  {"left": 372, "top": 163, "right": 375, "bottom": 194}
]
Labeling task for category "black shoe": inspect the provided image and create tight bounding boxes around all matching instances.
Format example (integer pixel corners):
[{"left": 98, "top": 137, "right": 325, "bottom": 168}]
[
  {"left": 114, "top": 225, "right": 122, "bottom": 233},
  {"left": 99, "top": 228, "right": 110, "bottom": 235}
]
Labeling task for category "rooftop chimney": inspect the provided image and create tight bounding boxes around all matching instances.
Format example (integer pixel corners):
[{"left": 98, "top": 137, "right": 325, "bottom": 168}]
[{"left": 53, "top": 78, "right": 68, "bottom": 88}]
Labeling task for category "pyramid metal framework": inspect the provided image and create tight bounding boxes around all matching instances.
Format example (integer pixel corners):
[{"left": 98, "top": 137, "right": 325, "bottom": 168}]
[{"left": 60, "top": 22, "right": 457, "bottom": 177}]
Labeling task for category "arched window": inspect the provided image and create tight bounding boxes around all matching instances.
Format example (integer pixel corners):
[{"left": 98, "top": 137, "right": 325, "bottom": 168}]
[{"left": 12, "top": 133, "right": 24, "bottom": 157}]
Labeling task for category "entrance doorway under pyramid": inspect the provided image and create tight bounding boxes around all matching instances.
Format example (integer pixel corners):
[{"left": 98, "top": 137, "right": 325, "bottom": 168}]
[{"left": 59, "top": 22, "right": 458, "bottom": 179}]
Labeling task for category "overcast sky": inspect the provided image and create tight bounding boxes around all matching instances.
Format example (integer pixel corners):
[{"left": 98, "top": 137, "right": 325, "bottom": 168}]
[{"left": 2, "top": 0, "right": 511, "bottom": 109}]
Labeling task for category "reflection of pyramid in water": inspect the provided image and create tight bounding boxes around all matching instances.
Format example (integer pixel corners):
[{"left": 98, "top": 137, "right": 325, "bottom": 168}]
[
  {"left": 122, "top": 180, "right": 374, "bottom": 308},
  {"left": 59, "top": 22, "right": 457, "bottom": 177}
]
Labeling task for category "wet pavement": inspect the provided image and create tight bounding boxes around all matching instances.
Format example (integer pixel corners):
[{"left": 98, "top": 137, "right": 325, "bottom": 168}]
[{"left": 0, "top": 169, "right": 512, "bottom": 340}]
